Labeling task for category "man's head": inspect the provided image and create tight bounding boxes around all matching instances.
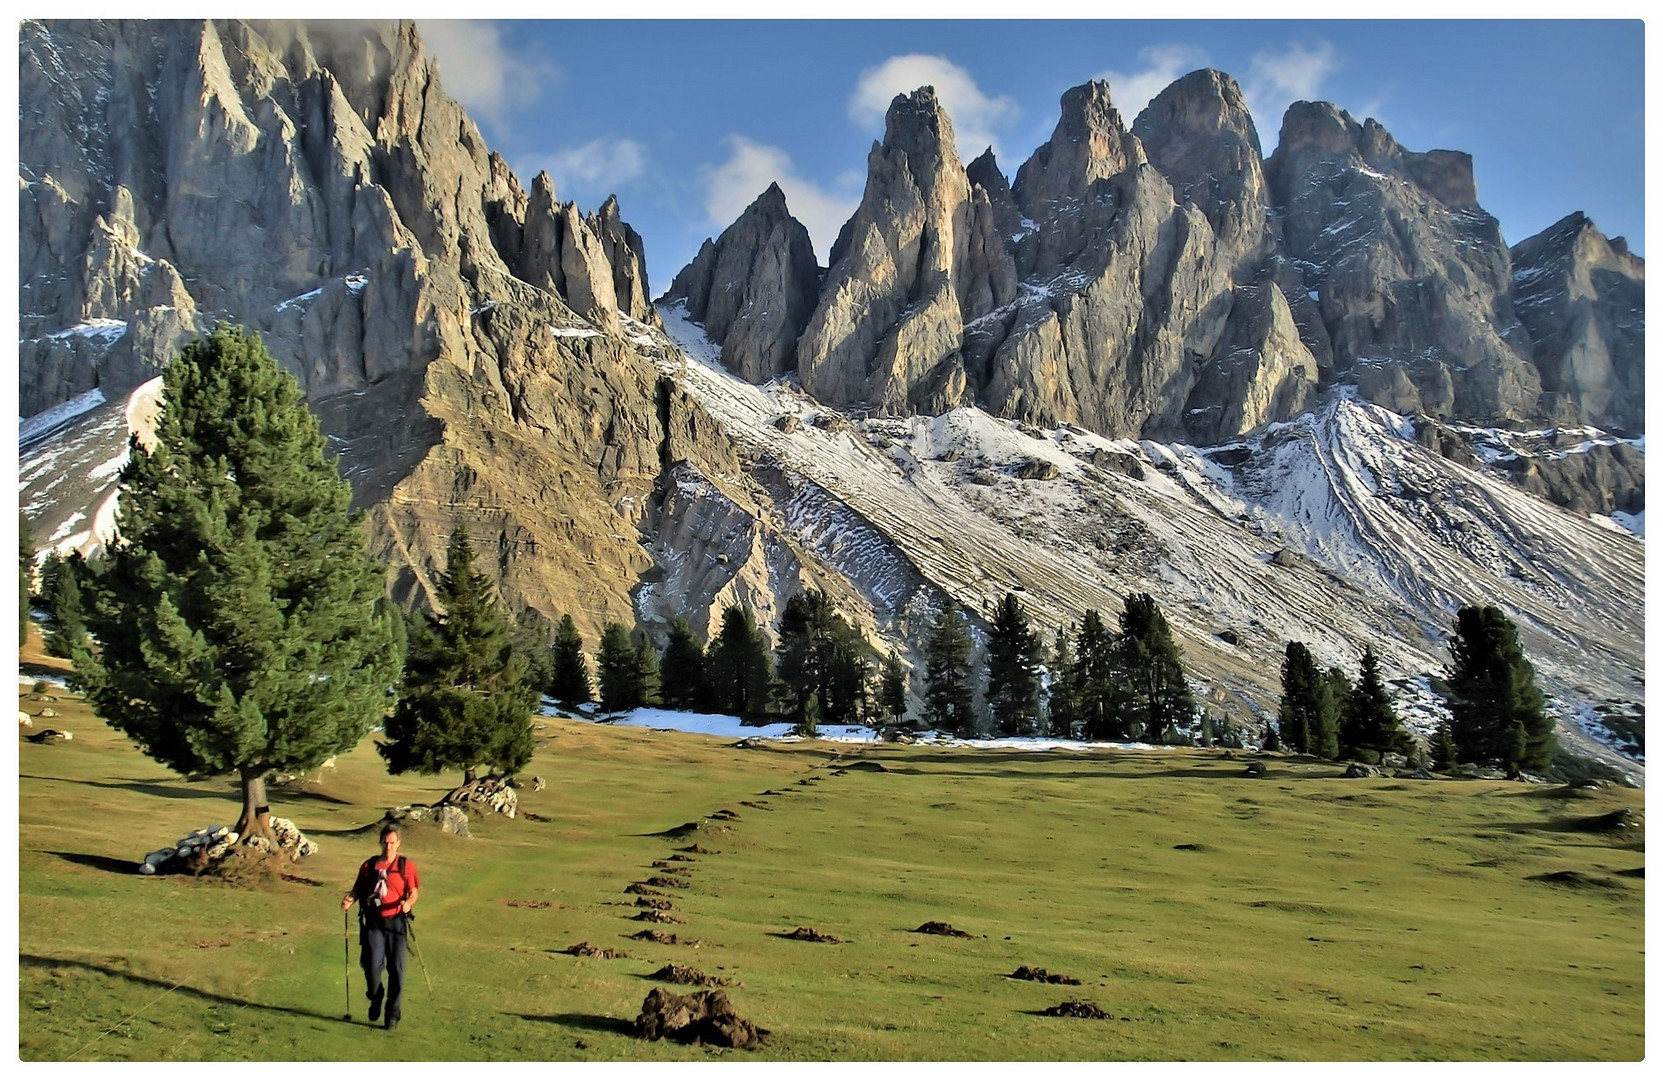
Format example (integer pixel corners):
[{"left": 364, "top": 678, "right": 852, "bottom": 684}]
[{"left": 379, "top": 823, "right": 401, "bottom": 859}]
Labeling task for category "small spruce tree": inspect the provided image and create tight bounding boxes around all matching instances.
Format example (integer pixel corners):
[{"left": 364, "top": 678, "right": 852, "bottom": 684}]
[
  {"left": 1430, "top": 722, "right": 1458, "bottom": 772},
  {"left": 633, "top": 631, "right": 662, "bottom": 708},
  {"left": 705, "top": 604, "right": 772, "bottom": 717},
  {"left": 985, "top": 592, "right": 1043, "bottom": 737},
  {"left": 1341, "top": 646, "right": 1403, "bottom": 763},
  {"left": 879, "top": 654, "right": 908, "bottom": 731},
  {"left": 1073, "top": 610, "right": 1118, "bottom": 740},
  {"left": 922, "top": 608, "right": 975, "bottom": 736},
  {"left": 659, "top": 617, "right": 706, "bottom": 709},
  {"left": 596, "top": 622, "right": 641, "bottom": 712},
  {"left": 40, "top": 551, "right": 88, "bottom": 659},
  {"left": 1046, "top": 627, "right": 1078, "bottom": 739},
  {"left": 548, "top": 614, "right": 592, "bottom": 705},
  {"left": 1278, "top": 641, "right": 1324, "bottom": 754},
  {"left": 380, "top": 531, "right": 537, "bottom": 785},
  {"left": 1114, "top": 594, "right": 1195, "bottom": 743}
]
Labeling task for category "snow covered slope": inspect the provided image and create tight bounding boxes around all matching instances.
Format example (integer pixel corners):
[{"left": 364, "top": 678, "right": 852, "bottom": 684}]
[{"left": 650, "top": 301, "right": 1643, "bottom": 778}]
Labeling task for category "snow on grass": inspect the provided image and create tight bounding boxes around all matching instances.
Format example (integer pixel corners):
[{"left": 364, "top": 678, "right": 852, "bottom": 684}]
[
  {"left": 20, "top": 388, "right": 106, "bottom": 445},
  {"left": 543, "top": 699, "right": 1172, "bottom": 753}
]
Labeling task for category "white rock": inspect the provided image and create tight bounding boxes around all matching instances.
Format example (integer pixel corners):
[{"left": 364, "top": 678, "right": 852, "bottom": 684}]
[
  {"left": 138, "top": 863, "right": 156, "bottom": 875},
  {"left": 224, "top": 831, "right": 239, "bottom": 844},
  {"left": 60, "top": 731, "right": 72, "bottom": 740},
  {"left": 19, "top": 712, "right": 32, "bottom": 726}
]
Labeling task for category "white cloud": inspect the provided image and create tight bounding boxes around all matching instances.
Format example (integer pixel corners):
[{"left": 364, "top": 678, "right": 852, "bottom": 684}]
[
  {"left": 1095, "top": 43, "right": 1211, "bottom": 122},
  {"left": 703, "top": 136, "right": 859, "bottom": 263},
  {"left": 417, "top": 20, "right": 553, "bottom": 131},
  {"left": 524, "top": 138, "right": 648, "bottom": 200},
  {"left": 1243, "top": 41, "right": 1340, "bottom": 134},
  {"left": 848, "top": 54, "right": 1018, "bottom": 162}
]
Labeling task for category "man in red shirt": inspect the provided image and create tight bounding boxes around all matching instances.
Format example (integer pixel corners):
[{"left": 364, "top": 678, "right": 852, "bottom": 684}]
[{"left": 342, "top": 823, "right": 420, "bottom": 1030}]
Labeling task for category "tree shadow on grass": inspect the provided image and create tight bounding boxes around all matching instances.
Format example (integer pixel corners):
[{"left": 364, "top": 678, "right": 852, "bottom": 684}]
[
  {"left": 18, "top": 954, "right": 348, "bottom": 1024},
  {"left": 43, "top": 850, "right": 136, "bottom": 874},
  {"left": 512, "top": 1012, "right": 636, "bottom": 1035},
  {"left": 21, "top": 775, "right": 233, "bottom": 801}
]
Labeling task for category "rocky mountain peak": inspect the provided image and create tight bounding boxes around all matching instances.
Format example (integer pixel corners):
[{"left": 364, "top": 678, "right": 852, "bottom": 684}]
[
  {"left": 1012, "top": 79, "right": 1141, "bottom": 223},
  {"left": 661, "top": 182, "right": 820, "bottom": 383}
]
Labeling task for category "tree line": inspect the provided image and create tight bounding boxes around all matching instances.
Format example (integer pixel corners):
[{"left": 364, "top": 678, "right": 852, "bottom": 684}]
[{"left": 26, "top": 327, "right": 1569, "bottom": 846}]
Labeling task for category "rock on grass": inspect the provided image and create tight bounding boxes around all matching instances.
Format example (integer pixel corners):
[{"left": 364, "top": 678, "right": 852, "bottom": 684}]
[
  {"left": 911, "top": 921, "right": 971, "bottom": 937},
  {"left": 634, "top": 987, "right": 765, "bottom": 1048}
]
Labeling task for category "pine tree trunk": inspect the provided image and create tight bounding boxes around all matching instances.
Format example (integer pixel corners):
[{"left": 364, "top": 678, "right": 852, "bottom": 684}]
[{"left": 234, "top": 766, "right": 276, "bottom": 843}]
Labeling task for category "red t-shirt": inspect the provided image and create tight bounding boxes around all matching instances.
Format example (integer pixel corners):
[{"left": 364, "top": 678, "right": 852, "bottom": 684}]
[{"left": 354, "top": 855, "right": 420, "bottom": 919}]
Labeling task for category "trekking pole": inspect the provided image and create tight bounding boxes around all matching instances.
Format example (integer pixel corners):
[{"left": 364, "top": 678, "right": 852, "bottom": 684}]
[
  {"left": 342, "top": 908, "right": 353, "bottom": 1021},
  {"left": 405, "top": 912, "right": 435, "bottom": 1000}
]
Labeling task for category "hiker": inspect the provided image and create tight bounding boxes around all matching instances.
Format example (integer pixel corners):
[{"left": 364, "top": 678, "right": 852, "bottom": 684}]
[{"left": 342, "top": 822, "right": 420, "bottom": 1030}]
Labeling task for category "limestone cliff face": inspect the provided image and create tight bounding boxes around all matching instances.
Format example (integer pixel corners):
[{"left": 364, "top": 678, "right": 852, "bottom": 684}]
[
  {"left": 661, "top": 182, "right": 819, "bottom": 383},
  {"left": 684, "top": 70, "right": 1639, "bottom": 449},
  {"left": 1266, "top": 101, "right": 1542, "bottom": 422},
  {"left": 18, "top": 18, "right": 669, "bottom": 636},
  {"left": 1509, "top": 212, "right": 1645, "bottom": 435},
  {"left": 794, "top": 87, "right": 1017, "bottom": 414}
]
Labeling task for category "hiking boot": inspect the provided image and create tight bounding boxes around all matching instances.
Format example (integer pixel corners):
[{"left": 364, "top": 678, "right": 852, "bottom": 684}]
[
  {"left": 367, "top": 994, "right": 382, "bottom": 1023},
  {"left": 384, "top": 1016, "right": 399, "bottom": 1031}
]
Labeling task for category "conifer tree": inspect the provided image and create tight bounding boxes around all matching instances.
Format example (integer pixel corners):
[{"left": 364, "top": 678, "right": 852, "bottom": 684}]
[
  {"left": 1114, "top": 593, "right": 1195, "bottom": 743},
  {"left": 19, "top": 514, "right": 35, "bottom": 643},
  {"left": 879, "top": 654, "right": 909, "bottom": 730},
  {"left": 548, "top": 613, "right": 591, "bottom": 704},
  {"left": 1278, "top": 641, "right": 1323, "bottom": 754},
  {"left": 922, "top": 608, "right": 975, "bottom": 735},
  {"left": 1313, "top": 666, "right": 1347, "bottom": 760},
  {"left": 985, "top": 592, "right": 1043, "bottom": 737},
  {"left": 659, "top": 617, "right": 707, "bottom": 709},
  {"left": 775, "top": 590, "right": 868, "bottom": 733},
  {"left": 705, "top": 604, "right": 772, "bottom": 717},
  {"left": 633, "top": 631, "right": 663, "bottom": 708},
  {"left": 1429, "top": 721, "right": 1458, "bottom": 772},
  {"left": 1262, "top": 720, "right": 1281, "bottom": 752},
  {"left": 1444, "top": 605, "right": 1554, "bottom": 778},
  {"left": 1340, "top": 646, "right": 1403, "bottom": 763},
  {"left": 596, "top": 622, "right": 641, "bottom": 712},
  {"left": 71, "top": 326, "right": 401, "bottom": 843},
  {"left": 1073, "top": 610, "right": 1118, "bottom": 740},
  {"left": 512, "top": 612, "right": 556, "bottom": 699},
  {"left": 380, "top": 531, "right": 537, "bottom": 785},
  {"left": 40, "top": 551, "right": 88, "bottom": 659},
  {"left": 1046, "top": 627, "right": 1078, "bottom": 739}
]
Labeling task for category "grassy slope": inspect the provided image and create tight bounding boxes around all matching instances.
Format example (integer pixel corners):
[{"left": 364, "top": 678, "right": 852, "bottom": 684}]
[{"left": 16, "top": 634, "right": 1644, "bottom": 1061}]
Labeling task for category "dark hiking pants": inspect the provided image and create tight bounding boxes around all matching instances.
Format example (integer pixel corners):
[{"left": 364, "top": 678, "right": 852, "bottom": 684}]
[{"left": 359, "top": 913, "right": 408, "bottom": 1023}]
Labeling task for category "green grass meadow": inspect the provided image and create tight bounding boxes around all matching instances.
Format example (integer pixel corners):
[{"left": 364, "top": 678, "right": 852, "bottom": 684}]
[{"left": 15, "top": 643, "right": 1645, "bottom": 1061}]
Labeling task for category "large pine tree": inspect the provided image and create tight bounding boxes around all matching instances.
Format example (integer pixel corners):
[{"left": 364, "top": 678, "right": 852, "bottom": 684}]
[
  {"left": 1313, "top": 666, "right": 1347, "bottom": 760},
  {"left": 776, "top": 590, "right": 869, "bottom": 734},
  {"left": 1444, "top": 605, "right": 1555, "bottom": 777},
  {"left": 985, "top": 592, "right": 1043, "bottom": 737},
  {"left": 704, "top": 603, "right": 772, "bottom": 717},
  {"left": 922, "top": 608, "right": 975, "bottom": 735},
  {"left": 71, "top": 326, "right": 401, "bottom": 842},
  {"left": 1114, "top": 593, "right": 1194, "bottom": 744},
  {"left": 1340, "top": 646, "right": 1403, "bottom": 763},
  {"left": 1046, "top": 627, "right": 1078, "bottom": 739},
  {"left": 380, "top": 531, "right": 537, "bottom": 785},
  {"left": 548, "top": 613, "right": 591, "bottom": 705},
  {"left": 878, "top": 654, "right": 909, "bottom": 730}
]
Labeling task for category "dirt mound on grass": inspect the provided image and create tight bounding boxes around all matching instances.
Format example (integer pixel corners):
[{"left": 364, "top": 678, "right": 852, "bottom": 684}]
[
  {"left": 626, "top": 883, "right": 669, "bottom": 896},
  {"left": 738, "top": 800, "right": 773, "bottom": 811},
  {"left": 710, "top": 809, "right": 741, "bottom": 820},
  {"left": 1572, "top": 808, "right": 1642, "bottom": 833},
  {"left": 646, "top": 876, "right": 691, "bottom": 890},
  {"left": 562, "top": 942, "right": 627, "bottom": 958},
  {"left": 1527, "top": 870, "right": 1624, "bottom": 890},
  {"left": 649, "top": 964, "right": 732, "bottom": 987},
  {"left": 1009, "top": 966, "right": 1081, "bottom": 985},
  {"left": 841, "top": 760, "right": 887, "bottom": 772},
  {"left": 635, "top": 988, "right": 765, "bottom": 1047},
  {"left": 912, "top": 921, "right": 971, "bottom": 937},
  {"left": 678, "top": 845, "right": 716, "bottom": 854},
  {"left": 631, "top": 910, "right": 685, "bottom": 923},
  {"left": 505, "top": 898, "right": 553, "bottom": 908},
  {"left": 1042, "top": 1001, "right": 1108, "bottom": 1019},
  {"left": 1172, "top": 843, "right": 1211, "bottom": 852},
  {"left": 656, "top": 821, "right": 729, "bottom": 838},
  {"left": 652, "top": 860, "right": 694, "bottom": 870},
  {"left": 666, "top": 854, "right": 697, "bottom": 862},
  {"left": 782, "top": 926, "right": 844, "bottom": 943},
  {"left": 635, "top": 897, "right": 675, "bottom": 910},
  {"left": 631, "top": 929, "right": 700, "bottom": 946}
]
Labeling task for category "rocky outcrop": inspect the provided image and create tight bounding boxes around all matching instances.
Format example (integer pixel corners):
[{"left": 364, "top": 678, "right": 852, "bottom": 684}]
[
  {"left": 18, "top": 19, "right": 688, "bottom": 638},
  {"left": 1509, "top": 212, "right": 1645, "bottom": 435},
  {"left": 1267, "top": 100, "right": 1542, "bottom": 422},
  {"left": 795, "top": 87, "right": 1017, "bottom": 414},
  {"left": 661, "top": 183, "right": 819, "bottom": 383}
]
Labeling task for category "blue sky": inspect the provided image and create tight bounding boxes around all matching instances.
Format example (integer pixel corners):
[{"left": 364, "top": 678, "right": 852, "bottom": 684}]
[{"left": 421, "top": 19, "right": 1645, "bottom": 293}]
